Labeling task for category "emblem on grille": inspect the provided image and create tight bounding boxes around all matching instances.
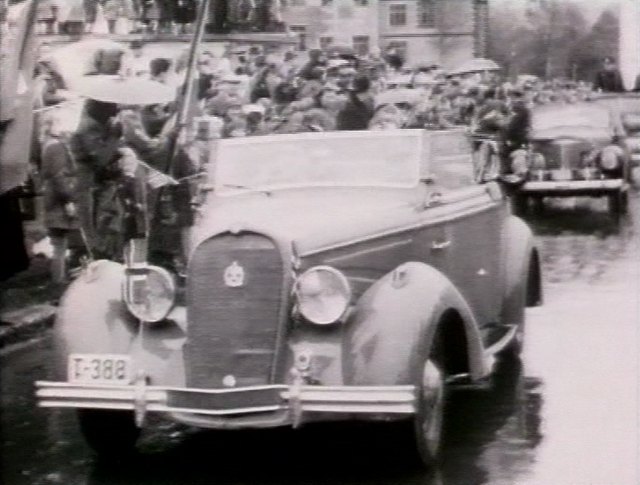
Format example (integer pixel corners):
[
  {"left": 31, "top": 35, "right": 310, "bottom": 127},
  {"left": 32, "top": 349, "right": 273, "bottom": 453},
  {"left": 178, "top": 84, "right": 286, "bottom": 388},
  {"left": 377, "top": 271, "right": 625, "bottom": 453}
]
[
  {"left": 224, "top": 261, "right": 245, "bottom": 287},
  {"left": 223, "top": 375, "right": 236, "bottom": 387}
]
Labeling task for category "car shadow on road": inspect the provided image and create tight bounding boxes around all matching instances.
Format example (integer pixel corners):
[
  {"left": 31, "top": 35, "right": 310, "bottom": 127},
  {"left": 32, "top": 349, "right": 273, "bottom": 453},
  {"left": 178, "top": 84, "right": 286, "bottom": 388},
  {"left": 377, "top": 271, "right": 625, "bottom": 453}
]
[{"left": 86, "top": 358, "right": 543, "bottom": 485}]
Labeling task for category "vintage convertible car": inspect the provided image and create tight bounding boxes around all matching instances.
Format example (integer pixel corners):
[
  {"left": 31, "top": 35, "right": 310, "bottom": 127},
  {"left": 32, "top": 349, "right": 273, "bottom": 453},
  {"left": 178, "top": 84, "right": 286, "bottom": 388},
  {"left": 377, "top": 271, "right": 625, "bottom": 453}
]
[
  {"left": 35, "top": 129, "right": 541, "bottom": 467},
  {"left": 512, "top": 102, "right": 631, "bottom": 215}
]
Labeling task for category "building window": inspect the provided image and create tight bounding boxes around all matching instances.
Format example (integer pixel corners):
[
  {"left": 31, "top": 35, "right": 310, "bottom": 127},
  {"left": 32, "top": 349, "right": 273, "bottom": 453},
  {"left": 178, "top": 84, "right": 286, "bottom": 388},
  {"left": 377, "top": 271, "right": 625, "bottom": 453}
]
[
  {"left": 354, "top": 0, "right": 368, "bottom": 5},
  {"left": 320, "top": 36, "right": 333, "bottom": 49},
  {"left": 289, "top": 0, "right": 306, "bottom": 6},
  {"left": 289, "top": 25, "right": 307, "bottom": 50},
  {"left": 352, "top": 35, "right": 370, "bottom": 56},
  {"left": 321, "top": 0, "right": 333, "bottom": 6},
  {"left": 417, "top": 0, "right": 437, "bottom": 28},
  {"left": 389, "top": 4, "right": 407, "bottom": 27}
]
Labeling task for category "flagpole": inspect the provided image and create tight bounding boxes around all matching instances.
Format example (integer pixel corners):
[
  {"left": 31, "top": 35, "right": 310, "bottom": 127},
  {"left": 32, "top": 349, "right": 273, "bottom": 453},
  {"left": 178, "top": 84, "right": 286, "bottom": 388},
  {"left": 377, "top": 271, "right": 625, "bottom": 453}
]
[{"left": 166, "top": 0, "right": 212, "bottom": 176}]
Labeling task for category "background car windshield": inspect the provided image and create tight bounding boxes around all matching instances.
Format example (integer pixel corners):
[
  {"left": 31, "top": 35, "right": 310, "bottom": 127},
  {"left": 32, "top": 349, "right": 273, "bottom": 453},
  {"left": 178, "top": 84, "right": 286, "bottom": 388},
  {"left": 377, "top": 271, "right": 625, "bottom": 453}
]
[
  {"left": 532, "top": 104, "right": 611, "bottom": 138},
  {"left": 212, "top": 131, "right": 421, "bottom": 194}
]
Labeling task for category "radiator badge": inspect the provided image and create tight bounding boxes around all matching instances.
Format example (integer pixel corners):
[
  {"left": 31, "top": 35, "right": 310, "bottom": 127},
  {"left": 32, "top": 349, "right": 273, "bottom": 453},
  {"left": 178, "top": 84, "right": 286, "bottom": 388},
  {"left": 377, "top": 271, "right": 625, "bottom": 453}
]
[{"left": 224, "top": 261, "right": 245, "bottom": 287}]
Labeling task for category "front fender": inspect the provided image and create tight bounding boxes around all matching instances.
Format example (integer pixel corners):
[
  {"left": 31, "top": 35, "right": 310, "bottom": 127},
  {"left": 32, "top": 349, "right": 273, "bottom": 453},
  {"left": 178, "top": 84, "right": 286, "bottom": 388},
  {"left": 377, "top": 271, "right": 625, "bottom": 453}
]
[
  {"left": 343, "top": 262, "right": 488, "bottom": 386},
  {"left": 502, "top": 215, "right": 542, "bottom": 324},
  {"left": 51, "top": 260, "right": 186, "bottom": 386}
]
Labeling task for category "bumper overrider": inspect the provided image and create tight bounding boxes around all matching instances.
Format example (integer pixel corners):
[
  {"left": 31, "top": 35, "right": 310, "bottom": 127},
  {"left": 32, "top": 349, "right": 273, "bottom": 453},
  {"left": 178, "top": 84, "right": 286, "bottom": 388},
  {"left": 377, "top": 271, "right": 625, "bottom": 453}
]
[
  {"left": 519, "top": 179, "right": 625, "bottom": 196},
  {"left": 35, "top": 379, "right": 416, "bottom": 428}
]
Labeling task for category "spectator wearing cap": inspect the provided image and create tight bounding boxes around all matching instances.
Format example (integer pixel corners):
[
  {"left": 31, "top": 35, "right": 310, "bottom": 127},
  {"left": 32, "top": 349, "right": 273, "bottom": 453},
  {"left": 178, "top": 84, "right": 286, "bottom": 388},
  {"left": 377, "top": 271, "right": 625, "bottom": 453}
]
[
  {"left": 298, "top": 67, "right": 325, "bottom": 100},
  {"left": 121, "top": 40, "right": 149, "bottom": 77},
  {"left": 278, "top": 51, "right": 298, "bottom": 81},
  {"left": 369, "top": 104, "right": 404, "bottom": 131},
  {"left": 242, "top": 104, "right": 269, "bottom": 136},
  {"left": 337, "top": 75, "right": 374, "bottom": 131},
  {"left": 299, "top": 49, "right": 327, "bottom": 81},
  {"left": 149, "top": 57, "right": 172, "bottom": 84},
  {"left": 594, "top": 57, "right": 625, "bottom": 93}
]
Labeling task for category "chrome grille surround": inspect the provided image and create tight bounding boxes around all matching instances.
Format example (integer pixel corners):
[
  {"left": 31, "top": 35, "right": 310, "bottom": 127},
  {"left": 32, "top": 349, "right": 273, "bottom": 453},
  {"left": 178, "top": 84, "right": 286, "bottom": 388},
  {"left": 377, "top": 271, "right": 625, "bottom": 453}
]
[{"left": 185, "top": 232, "right": 284, "bottom": 389}]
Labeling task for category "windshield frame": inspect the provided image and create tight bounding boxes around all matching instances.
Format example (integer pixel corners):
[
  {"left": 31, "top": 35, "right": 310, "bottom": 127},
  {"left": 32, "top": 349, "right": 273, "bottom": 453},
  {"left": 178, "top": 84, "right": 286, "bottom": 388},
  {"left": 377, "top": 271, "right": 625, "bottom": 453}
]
[
  {"left": 531, "top": 103, "right": 613, "bottom": 139},
  {"left": 208, "top": 130, "right": 425, "bottom": 195}
]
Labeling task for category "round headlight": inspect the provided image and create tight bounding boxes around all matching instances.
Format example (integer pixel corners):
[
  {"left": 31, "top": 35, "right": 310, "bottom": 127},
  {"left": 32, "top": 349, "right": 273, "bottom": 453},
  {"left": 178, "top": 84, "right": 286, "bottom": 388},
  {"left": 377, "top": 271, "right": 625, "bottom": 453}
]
[
  {"left": 599, "top": 145, "right": 623, "bottom": 171},
  {"left": 295, "top": 266, "right": 351, "bottom": 325},
  {"left": 123, "top": 265, "right": 175, "bottom": 323},
  {"left": 624, "top": 137, "right": 640, "bottom": 153}
]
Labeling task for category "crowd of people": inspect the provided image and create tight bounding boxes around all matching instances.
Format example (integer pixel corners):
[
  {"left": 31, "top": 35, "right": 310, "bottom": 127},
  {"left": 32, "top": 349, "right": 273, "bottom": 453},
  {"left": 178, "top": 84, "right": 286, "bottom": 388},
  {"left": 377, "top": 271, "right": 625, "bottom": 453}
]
[
  {"left": 33, "top": 39, "right": 635, "bottom": 282},
  {"left": 30, "top": 0, "right": 282, "bottom": 35}
]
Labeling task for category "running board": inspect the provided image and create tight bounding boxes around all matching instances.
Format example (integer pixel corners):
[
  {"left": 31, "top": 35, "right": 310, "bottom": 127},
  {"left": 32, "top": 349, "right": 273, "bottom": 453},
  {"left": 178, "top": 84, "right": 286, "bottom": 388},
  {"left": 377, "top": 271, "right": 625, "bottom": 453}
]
[
  {"left": 445, "top": 373, "right": 491, "bottom": 390},
  {"left": 484, "top": 324, "right": 518, "bottom": 356}
]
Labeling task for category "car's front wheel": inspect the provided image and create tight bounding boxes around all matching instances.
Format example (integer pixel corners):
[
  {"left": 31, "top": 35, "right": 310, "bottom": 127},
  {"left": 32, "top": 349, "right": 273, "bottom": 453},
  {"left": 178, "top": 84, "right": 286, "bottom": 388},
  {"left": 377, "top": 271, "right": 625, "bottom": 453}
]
[
  {"left": 413, "top": 356, "right": 446, "bottom": 468},
  {"left": 77, "top": 409, "right": 140, "bottom": 458}
]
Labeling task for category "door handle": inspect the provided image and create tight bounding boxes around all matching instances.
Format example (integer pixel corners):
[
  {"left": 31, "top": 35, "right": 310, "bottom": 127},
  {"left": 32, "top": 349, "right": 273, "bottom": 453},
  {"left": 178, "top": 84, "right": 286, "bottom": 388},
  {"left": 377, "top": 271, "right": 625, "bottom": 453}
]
[{"left": 431, "top": 239, "right": 451, "bottom": 250}]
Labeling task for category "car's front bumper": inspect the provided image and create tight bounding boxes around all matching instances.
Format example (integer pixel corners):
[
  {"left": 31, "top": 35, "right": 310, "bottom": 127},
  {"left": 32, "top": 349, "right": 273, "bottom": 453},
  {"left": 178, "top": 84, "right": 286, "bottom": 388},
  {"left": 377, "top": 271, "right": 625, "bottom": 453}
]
[
  {"left": 35, "top": 380, "right": 416, "bottom": 428},
  {"left": 519, "top": 179, "right": 625, "bottom": 197}
]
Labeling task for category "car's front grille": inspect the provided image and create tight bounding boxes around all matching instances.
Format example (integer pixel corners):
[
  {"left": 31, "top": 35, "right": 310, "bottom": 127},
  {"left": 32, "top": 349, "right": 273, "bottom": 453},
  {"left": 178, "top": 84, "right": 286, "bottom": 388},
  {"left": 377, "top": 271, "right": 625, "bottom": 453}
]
[
  {"left": 185, "top": 233, "right": 283, "bottom": 389},
  {"left": 536, "top": 139, "right": 591, "bottom": 169}
]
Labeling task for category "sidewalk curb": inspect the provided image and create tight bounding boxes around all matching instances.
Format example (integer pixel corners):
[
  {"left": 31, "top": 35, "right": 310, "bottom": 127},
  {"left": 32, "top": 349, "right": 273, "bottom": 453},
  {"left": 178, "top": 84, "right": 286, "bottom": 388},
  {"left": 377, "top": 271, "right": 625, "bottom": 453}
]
[{"left": 0, "top": 304, "right": 57, "bottom": 349}]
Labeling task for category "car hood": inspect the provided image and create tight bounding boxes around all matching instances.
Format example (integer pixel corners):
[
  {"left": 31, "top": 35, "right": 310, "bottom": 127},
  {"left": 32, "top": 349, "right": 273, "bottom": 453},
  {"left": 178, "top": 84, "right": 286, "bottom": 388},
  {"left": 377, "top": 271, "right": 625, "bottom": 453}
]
[{"left": 190, "top": 187, "right": 425, "bottom": 257}]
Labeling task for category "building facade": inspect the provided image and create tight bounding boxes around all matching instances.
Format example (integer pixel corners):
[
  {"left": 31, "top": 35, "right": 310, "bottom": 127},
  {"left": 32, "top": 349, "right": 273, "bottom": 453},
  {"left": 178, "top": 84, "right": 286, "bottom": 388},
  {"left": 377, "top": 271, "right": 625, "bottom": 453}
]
[
  {"left": 282, "top": 0, "right": 488, "bottom": 68},
  {"left": 281, "top": 0, "right": 379, "bottom": 53},
  {"left": 379, "top": 0, "right": 486, "bottom": 68}
]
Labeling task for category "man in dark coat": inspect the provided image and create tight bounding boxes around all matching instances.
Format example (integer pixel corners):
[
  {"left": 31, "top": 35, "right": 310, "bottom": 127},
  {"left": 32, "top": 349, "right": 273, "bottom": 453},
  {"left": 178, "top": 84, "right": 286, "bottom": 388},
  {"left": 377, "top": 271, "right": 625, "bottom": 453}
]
[
  {"left": 336, "top": 75, "right": 374, "bottom": 131},
  {"left": 41, "top": 121, "right": 80, "bottom": 283},
  {"left": 594, "top": 57, "right": 626, "bottom": 93},
  {"left": 70, "top": 100, "right": 121, "bottom": 252}
]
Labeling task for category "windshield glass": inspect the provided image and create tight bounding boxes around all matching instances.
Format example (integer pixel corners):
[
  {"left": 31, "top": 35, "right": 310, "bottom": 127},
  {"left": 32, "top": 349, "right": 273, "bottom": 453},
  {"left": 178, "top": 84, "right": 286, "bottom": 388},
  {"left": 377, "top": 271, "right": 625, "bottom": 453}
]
[
  {"left": 211, "top": 131, "right": 422, "bottom": 194},
  {"left": 532, "top": 104, "right": 611, "bottom": 138}
]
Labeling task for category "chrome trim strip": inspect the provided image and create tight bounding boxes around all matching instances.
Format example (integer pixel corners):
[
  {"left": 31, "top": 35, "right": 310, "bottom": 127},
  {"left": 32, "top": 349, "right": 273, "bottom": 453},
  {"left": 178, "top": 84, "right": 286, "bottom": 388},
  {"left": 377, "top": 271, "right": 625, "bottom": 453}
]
[
  {"left": 300, "top": 199, "right": 498, "bottom": 258},
  {"left": 323, "top": 239, "right": 413, "bottom": 264},
  {"left": 35, "top": 381, "right": 417, "bottom": 416},
  {"left": 521, "top": 180, "right": 623, "bottom": 191}
]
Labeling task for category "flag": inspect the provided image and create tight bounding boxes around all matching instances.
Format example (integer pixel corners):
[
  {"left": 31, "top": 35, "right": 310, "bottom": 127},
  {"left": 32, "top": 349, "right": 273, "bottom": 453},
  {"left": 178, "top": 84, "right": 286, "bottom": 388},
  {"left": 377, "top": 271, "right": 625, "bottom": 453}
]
[
  {"left": 140, "top": 161, "right": 179, "bottom": 189},
  {"left": 0, "top": 0, "right": 38, "bottom": 194}
]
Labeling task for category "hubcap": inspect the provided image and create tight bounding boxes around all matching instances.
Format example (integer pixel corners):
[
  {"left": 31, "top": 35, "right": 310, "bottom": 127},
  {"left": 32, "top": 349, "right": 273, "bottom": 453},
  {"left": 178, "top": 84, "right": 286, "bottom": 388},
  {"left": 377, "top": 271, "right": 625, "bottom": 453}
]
[{"left": 421, "top": 359, "right": 444, "bottom": 456}]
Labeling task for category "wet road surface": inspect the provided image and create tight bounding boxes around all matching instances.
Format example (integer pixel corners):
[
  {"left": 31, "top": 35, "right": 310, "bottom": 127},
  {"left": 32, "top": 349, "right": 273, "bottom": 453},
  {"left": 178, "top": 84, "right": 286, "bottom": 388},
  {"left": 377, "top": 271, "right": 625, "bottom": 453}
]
[{"left": 1, "top": 193, "right": 639, "bottom": 485}]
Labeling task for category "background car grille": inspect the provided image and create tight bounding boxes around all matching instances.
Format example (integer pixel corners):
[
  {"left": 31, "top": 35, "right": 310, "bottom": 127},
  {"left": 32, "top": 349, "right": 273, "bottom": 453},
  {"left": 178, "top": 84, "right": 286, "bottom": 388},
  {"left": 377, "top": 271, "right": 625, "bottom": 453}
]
[
  {"left": 185, "top": 233, "right": 283, "bottom": 389},
  {"left": 536, "top": 139, "right": 591, "bottom": 169}
]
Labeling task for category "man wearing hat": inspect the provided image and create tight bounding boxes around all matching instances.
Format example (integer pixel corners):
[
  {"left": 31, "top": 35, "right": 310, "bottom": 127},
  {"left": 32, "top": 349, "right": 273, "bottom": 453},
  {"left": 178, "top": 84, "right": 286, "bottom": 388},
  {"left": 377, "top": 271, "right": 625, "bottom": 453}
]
[
  {"left": 337, "top": 75, "right": 374, "bottom": 131},
  {"left": 595, "top": 57, "right": 625, "bottom": 93}
]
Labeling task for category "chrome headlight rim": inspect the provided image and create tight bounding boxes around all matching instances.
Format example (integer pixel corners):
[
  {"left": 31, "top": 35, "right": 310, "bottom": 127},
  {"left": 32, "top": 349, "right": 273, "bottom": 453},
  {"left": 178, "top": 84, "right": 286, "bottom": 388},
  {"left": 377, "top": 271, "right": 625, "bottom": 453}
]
[
  {"left": 295, "top": 265, "right": 352, "bottom": 326},
  {"left": 122, "top": 265, "right": 176, "bottom": 323},
  {"left": 599, "top": 145, "right": 623, "bottom": 171}
]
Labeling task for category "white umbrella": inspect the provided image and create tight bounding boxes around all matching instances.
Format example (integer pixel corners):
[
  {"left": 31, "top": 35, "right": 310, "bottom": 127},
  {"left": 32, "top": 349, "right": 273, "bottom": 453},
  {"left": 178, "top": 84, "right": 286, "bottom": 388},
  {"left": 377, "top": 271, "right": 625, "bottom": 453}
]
[
  {"left": 450, "top": 58, "right": 500, "bottom": 76},
  {"left": 49, "top": 38, "right": 127, "bottom": 89},
  {"left": 74, "top": 75, "right": 177, "bottom": 105}
]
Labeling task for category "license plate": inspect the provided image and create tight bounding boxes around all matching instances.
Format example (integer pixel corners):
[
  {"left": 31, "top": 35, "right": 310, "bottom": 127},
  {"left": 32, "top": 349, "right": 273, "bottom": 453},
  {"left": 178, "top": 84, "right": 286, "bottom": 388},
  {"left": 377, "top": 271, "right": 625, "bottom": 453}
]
[{"left": 68, "top": 354, "right": 132, "bottom": 384}]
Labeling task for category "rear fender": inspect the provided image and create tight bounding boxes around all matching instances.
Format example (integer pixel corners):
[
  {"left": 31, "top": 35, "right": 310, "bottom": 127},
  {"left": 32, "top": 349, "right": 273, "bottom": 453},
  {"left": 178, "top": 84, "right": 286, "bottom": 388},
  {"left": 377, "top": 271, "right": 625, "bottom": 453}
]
[{"left": 343, "top": 262, "right": 488, "bottom": 386}]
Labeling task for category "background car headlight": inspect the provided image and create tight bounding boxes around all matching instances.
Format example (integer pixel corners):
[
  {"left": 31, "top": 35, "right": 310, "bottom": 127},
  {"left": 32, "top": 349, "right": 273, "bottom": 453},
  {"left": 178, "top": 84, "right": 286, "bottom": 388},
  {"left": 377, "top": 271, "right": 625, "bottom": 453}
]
[
  {"left": 123, "top": 265, "right": 175, "bottom": 322},
  {"left": 624, "top": 137, "right": 640, "bottom": 153},
  {"left": 295, "top": 266, "right": 351, "bottom": 325},
  {"left": 599, "top": 145, "right": 624, "bottom": 171}
]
